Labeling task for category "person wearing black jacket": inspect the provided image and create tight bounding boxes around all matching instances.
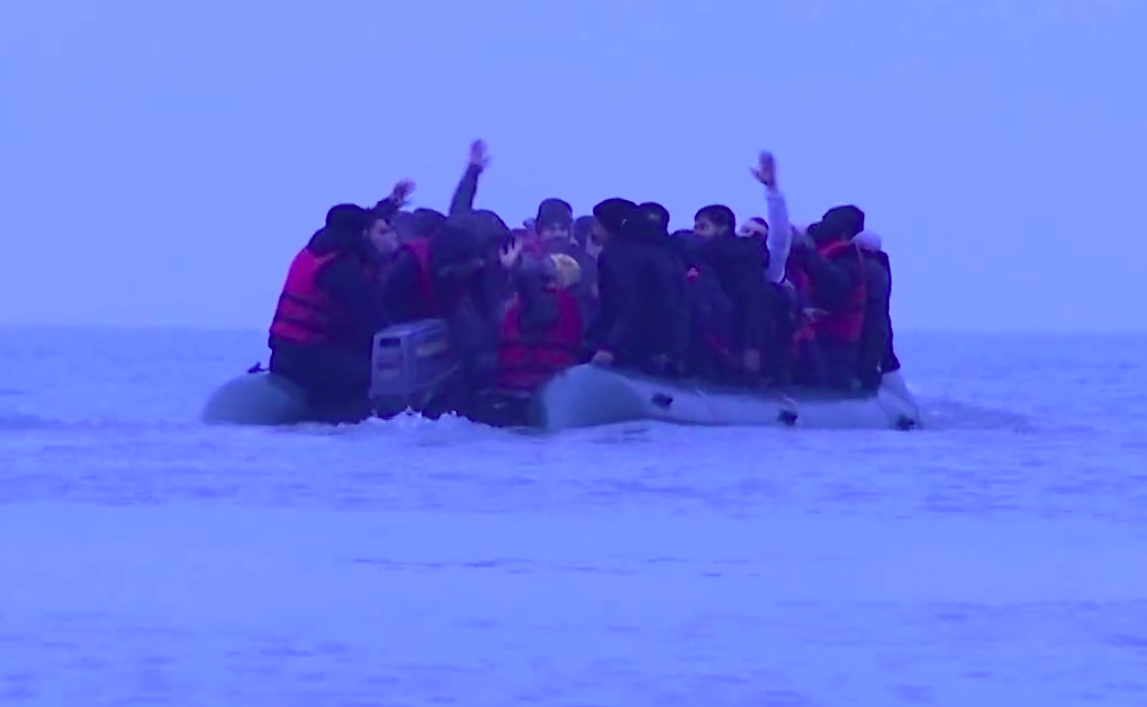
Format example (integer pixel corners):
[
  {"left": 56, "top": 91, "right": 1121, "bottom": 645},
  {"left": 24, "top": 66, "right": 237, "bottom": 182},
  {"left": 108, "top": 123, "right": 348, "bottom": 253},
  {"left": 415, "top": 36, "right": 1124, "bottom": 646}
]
[
  {"left": 590, "top": 201, "right": 689, "bottom": 374},
  {"left": 692, "top": 204, "right": 773, "bottom": 384}
]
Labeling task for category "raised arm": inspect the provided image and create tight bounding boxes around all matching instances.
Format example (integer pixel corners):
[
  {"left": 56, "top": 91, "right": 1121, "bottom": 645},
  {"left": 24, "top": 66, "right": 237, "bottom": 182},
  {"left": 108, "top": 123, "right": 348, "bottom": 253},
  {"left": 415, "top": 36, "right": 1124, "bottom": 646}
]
[
  {"left": 752, "top": 151, "right": 793, "bottom": 284},
  {"left": 449, "top": 140, "right": 490, "bottom": 216}
]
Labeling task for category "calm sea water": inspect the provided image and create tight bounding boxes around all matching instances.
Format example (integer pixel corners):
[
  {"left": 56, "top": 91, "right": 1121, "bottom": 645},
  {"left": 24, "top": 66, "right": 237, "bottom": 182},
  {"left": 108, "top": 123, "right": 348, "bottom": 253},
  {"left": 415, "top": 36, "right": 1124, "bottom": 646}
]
[{"left": 1, "top": 326, "right": 1145, "bottom": 706}]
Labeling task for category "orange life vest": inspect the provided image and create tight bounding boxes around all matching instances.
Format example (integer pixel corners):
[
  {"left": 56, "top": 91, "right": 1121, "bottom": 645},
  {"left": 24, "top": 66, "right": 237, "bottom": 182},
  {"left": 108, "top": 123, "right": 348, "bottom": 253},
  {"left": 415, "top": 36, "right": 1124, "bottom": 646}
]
[
  {"left": 791, "top": 239, "right": 867, "bottom": 345},
  {"left": 495, "top": 289, "right": 584, "bottom": 392}
]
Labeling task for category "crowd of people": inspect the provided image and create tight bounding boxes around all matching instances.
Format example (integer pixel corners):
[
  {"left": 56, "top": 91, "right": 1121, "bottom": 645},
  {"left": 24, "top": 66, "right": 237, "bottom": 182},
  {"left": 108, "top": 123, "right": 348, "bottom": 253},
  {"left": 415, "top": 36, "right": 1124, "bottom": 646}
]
[{"left": 266, "top": 140, "right": 900, "bottom": 423}]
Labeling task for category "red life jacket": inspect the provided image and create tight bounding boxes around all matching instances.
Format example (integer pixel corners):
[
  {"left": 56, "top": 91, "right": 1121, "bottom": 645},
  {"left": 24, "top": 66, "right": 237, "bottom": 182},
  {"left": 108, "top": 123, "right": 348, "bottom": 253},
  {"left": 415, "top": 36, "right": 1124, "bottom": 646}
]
[
  {"left": 268, "top": 248, "right": 345, "bottom": 345},
  {"left": 790, "top": 239, "right": 867, "bottom": 345},
  {"left": 400, "top": 237, "right": 441, "bottom": 318},
  {"left": 814, "top": 239, "right": 867, "bottom": 342},
  {"left": 787, "top": 252, "right": 809, "bottom": 293},
  {"left": 495, "top": 289, "right": 584, "bottom": 392}
]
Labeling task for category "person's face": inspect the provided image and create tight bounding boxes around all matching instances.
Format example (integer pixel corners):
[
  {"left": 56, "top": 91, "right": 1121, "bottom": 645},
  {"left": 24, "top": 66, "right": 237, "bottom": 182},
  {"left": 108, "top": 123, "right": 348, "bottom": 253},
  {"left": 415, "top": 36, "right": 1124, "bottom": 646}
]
[
  {"left": 591, "top": 218, "right": 610, "bottom": 245},
  {"left": 745, "top": 220, "right": 769, "bottom": 241},
  {"left": 538, "top": 221, "right": 570, "bottom": 242},
  {"left": 693, "top": 217, "right": 721, "bottom": 239},
  {"left": 367, "top": 219, "right": 400, "bottom": 255}
]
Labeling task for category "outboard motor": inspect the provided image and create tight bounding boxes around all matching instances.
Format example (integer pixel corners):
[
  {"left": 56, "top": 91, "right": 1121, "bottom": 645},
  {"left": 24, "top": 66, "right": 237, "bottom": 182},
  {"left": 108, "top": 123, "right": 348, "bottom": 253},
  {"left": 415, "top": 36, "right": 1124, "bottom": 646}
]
[{"left": 369, "top": 319, "right": 462, "bottom": 418}]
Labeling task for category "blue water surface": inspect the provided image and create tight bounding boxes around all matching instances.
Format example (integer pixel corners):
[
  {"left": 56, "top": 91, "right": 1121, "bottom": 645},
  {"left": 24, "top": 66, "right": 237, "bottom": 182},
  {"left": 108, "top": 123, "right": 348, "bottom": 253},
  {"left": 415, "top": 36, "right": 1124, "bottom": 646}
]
[{"left": 1, "top": 327, "right": 1145, "bottom": 706}]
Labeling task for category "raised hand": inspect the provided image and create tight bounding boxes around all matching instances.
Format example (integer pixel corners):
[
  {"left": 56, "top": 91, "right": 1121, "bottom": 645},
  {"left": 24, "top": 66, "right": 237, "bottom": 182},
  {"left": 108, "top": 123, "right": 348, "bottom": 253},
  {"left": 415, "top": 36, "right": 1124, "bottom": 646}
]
[
  {"left": 751, "top": 150, "right": 777, "bottom": 188},
  {"left": 389, "top": 179, "right": 416, "bottom": 206},
  {"left": 469, "top": 139, "right": 490, "bottom": 170},
  {"left": 499, "top": 236, "right": 523, "bottom": 269}
]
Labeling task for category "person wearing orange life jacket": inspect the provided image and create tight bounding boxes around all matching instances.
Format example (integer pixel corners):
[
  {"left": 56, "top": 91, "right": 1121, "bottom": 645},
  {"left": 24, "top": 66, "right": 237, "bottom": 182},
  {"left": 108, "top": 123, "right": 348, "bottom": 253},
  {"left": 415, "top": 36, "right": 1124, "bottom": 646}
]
[
  {"left": 463, "top": 253, "right": 584, "bottom": 427},
  {"left": 787, "top": 205, "right": 868, "bottom": 390},
  {"left": 380, "top": 207, "right": 448, "bottom": 322},
  {"left": 495, "top": 253, "right": 585, "bottom": 393},
  {"left": 268, "top": 181, "right": 412, "bottom": 422},
  {"left": 852, "top": 230, "right": 900, "bottom": 392}
]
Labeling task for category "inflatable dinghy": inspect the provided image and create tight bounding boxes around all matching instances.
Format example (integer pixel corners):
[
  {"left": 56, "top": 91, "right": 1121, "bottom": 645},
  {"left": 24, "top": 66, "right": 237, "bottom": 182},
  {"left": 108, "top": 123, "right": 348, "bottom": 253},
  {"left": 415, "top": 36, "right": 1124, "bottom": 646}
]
[
  {"left": 203, "top": 317, "right": 920, "bottom": 430},
  {"left": 530, "top": 364, "right": 921, "bottom": 431}
]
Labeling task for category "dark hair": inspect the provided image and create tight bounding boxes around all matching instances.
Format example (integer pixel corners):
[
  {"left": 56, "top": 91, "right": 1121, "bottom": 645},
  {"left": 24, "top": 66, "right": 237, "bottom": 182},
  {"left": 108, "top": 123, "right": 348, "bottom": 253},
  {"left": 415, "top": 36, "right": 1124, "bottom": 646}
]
[
  {"left": 536, "top": 198, "right": 573, "bottom": 228},
  {"left": 592, "top": 198, "right": 637, "bottom": 234},
  {"left": 572, "top": 215, "right": 594, "bottom": 248},
  {"left": 822, "top": 205, "right": 865, "bottom": 239},
  {"left": 325, "top": 204, "right": 371, "bottom": 233},
  {"left": 694, "top": 204, "right": 736, "bottom": 234},
  {"left": 411, "top": 208, "right": 447, "bottom": 239}
]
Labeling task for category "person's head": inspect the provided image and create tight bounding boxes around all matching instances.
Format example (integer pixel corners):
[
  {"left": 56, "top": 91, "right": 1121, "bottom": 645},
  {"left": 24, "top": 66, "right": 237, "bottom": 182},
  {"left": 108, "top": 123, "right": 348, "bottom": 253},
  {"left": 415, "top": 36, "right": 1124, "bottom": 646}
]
[
  {"left": 820, "top": 205, "right": 865, "bottom": 242},
  {"left": 591, "top": 198, "right": 637, "bottom": 245},
  {"left": 670, "top": 228, "right": 704, "bottom": 260},
  {"left": 410, "top": 208, "right": 447, "bottom": 240},
  {"left": 693, "top": 204, "right": 736, "bottom": 239},
  {"left": 470, "top": 209, "right": 510, "bottom": 255},
  {"left": 514, "top": 254, "right": 556, "bottom": 300},
  {"left": 324, "top": 204, "right": 375, "bottom": 255},
  {"left": 806, "top": 221, "right": 829, "bottom": 246},
  {"left": 434, "top": 215, "right": 487, "bottom": 278},
  {"left": 740, "top": 216, "right": 768, "bottom": 240},
  {"left": 535, "top": 198, "right": 573, "bottom": 242},
  {"left": 624, "top": 202, "right": 670, "bottom": 240},
  {"left": 325, "top": 204, "right": 371, "bottom": 236},
  {"left": 550, "top": 253, "right": 582, "bottom": 290},
  {"left": 366, "top": 211, "right": 401, "bottom": 256},
  {"left": 576, "top": 214, "right": 603, "bottom": 258},
  {"left": 572, "top": 215, "right": 594, "bottom": 250},
  {"left": 389, "top": 210, "right": 416, "bottom": 242}
]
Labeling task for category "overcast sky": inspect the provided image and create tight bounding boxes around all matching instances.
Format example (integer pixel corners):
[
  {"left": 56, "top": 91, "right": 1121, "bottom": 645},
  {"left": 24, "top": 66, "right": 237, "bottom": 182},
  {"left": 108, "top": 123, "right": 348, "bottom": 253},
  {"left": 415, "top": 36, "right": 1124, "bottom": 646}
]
[{"left": 2, "top": 0, "right": 1143, "bottom": 332}]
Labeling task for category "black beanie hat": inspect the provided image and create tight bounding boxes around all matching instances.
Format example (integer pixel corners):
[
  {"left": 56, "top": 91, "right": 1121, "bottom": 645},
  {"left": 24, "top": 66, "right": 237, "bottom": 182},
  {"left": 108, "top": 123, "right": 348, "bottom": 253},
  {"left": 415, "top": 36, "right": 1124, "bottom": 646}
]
[
  {"left": 822, "top": 205, "right": 865, "bottom": 239},
  {"left": 325, "top": 204, "right": 370, "bottom": 233},
  {"left": 634, "top": 202, "right": 670, "bottom": 235},
  {"left": 536, "top": 198, "right": 573, "bottom": 228},
  {"left": 592, "top": 198, "right": 637, "bottom": 233}
]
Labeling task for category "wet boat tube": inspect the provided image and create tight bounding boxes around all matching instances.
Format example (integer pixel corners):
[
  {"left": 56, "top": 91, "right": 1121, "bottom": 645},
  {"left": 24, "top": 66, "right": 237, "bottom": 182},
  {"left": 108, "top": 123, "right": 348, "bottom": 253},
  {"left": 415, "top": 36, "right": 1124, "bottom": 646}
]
[
  {"left": 527, "top": 364, "right": 921, "bottom": 431},
  {"left": 200, "top": 367, "right": 309, "bottom": 425}
]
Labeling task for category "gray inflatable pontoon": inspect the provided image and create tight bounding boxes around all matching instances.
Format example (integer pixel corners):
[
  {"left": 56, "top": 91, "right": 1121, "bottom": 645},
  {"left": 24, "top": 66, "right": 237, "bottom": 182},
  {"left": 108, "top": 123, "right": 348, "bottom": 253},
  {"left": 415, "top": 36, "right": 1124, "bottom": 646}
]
[
  {"left": 532, "top": 364, "right": 921, "bottom": 431},
  {"left": 201, "top": 369, "right": 309, "bottom": 425},
  {"left": 200, "top": 319, "right": 460, "bottom": 426}
]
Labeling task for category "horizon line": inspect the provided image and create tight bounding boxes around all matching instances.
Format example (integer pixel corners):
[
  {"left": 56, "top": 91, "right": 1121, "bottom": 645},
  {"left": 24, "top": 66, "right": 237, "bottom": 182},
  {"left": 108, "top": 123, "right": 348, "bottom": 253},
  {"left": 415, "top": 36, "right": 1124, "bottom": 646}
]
[{"left": 1, "top": 322, "right": 1145, "bottom": 337}]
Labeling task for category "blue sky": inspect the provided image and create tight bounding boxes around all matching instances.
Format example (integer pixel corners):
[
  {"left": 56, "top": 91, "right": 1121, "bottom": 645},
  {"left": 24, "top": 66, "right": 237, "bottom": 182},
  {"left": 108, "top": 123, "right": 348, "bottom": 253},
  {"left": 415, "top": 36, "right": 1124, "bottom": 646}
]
[{"left": 2, "top": 0, "right": 1143, "bottom": 332}]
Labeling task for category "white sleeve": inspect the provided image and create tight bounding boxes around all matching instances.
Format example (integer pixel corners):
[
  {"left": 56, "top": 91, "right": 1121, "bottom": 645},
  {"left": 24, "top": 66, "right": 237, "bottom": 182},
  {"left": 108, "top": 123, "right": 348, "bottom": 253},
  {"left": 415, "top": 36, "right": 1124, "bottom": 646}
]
[{"left": 764, "top": 187, "right": 793, "bottom": 284}]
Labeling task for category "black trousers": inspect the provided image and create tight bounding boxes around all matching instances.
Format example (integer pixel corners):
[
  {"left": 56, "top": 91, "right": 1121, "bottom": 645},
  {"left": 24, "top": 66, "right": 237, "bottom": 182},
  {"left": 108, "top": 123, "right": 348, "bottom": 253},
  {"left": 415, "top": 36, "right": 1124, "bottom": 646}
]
[{"left": 269, "top": 341, "right": 371, "bottom": 423}]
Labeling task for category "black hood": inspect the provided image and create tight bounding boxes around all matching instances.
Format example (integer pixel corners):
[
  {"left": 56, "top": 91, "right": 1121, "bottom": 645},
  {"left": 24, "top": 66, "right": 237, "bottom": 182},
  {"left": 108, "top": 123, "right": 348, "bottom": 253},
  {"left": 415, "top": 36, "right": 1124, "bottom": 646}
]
[
  {"left": 592, "top": 198, "right": 637, "bottom": 236},
  {"left": 308, "top": 204, "right": 371, "bottom": 256},
  {"left": 621, "top": 202, "right": 670, "bottom": 242}
]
